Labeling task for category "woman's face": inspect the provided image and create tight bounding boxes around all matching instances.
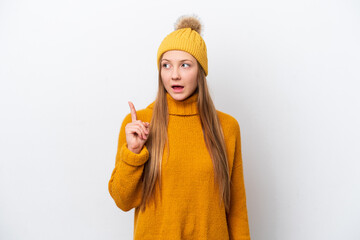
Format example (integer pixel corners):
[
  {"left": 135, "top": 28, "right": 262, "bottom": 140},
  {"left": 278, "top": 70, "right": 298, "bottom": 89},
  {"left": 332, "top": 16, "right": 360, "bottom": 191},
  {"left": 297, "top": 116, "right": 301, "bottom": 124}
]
[{"left": 160, "top": 50, "right": 199, "bottom": 101}]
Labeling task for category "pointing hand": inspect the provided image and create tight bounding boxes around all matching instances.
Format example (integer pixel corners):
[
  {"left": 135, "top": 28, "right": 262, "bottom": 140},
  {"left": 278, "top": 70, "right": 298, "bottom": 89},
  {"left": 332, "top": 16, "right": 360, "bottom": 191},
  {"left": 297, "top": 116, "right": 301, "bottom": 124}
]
[{"left": 125, "top": 101, "right": 150, "bottom": 154}]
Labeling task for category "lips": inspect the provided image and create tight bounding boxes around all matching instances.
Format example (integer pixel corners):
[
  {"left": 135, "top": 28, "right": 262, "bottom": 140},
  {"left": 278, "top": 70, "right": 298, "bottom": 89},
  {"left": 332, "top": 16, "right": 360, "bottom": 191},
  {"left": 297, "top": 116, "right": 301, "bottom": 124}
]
[{"left": 171, "top": 84, "right": 184, "bottom": 92}]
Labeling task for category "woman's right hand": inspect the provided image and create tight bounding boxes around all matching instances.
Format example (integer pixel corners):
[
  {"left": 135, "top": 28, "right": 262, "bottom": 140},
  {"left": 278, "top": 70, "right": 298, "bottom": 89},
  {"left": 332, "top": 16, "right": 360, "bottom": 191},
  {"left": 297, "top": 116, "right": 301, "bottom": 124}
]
[{"left": 125, "top": 101, "right": 150, "bottom": 154}]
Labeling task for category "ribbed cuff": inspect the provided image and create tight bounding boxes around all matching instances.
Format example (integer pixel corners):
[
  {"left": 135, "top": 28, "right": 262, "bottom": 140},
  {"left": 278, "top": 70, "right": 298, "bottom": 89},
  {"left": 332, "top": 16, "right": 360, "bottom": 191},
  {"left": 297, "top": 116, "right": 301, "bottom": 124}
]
[{"left": 120, "top": 143, "right": 149, "bottom": 166}]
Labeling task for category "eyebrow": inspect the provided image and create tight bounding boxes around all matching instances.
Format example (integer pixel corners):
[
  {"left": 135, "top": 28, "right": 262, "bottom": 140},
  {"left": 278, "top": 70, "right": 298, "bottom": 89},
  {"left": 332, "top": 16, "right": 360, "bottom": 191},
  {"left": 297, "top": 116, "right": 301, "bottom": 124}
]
[{"left": 161, "top": 58, "right": 194, "bottom": 63}]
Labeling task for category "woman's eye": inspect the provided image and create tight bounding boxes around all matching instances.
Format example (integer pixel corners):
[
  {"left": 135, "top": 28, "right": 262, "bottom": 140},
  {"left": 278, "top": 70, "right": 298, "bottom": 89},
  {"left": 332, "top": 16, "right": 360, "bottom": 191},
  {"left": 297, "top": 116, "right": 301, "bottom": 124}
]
[
  {"left": 182, "top": 63, "right": 190, "bottom": 67},
  {"left": 162, "top": 63, "right": 170, "bottom": 68}
]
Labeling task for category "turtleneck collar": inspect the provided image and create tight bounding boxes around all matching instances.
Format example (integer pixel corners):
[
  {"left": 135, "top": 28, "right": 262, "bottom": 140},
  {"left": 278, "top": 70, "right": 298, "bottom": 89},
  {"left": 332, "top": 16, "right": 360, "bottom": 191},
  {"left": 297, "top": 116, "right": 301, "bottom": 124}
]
[{"left": 166, "top": 92, "right": 199, "bottom": 116}]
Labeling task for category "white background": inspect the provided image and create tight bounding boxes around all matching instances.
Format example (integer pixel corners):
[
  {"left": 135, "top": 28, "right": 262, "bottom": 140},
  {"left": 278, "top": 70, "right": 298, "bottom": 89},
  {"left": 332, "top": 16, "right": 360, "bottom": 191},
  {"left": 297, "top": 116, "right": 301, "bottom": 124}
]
[{"left": 1, "top": 0, "right": 359, "bottom": 239}]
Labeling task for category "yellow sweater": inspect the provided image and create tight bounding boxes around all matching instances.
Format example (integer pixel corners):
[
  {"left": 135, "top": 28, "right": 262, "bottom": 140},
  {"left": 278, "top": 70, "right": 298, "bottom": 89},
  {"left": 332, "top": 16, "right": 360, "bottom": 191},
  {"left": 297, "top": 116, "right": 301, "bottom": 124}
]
[{"left": 108, "top": 92, "right": 250, "bottom": 240}]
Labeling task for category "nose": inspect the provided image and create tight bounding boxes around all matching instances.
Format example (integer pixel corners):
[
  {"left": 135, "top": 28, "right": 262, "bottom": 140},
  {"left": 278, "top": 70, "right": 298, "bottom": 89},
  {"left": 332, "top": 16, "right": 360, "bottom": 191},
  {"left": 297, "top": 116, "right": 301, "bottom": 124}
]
[{"left": 171, "top": 67, "right": 180, "bottom": 80}]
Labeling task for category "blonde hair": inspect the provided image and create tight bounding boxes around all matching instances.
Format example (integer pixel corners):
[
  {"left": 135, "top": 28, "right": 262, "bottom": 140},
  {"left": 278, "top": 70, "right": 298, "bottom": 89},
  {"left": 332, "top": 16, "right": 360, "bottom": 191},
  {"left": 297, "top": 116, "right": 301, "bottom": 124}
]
[{"left": 139, "top": 58, "right": 231, "bottom": 213}]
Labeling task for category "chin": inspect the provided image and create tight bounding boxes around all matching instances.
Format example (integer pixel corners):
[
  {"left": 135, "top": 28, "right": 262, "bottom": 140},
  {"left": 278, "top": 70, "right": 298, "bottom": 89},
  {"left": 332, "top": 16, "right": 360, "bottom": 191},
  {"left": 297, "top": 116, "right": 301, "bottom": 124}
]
[
  {"left": 169, "top": 92, "right": 189, "bottom": 101},
  {"left": 173, "top": 95, "right": 186, "bottom": 101}
]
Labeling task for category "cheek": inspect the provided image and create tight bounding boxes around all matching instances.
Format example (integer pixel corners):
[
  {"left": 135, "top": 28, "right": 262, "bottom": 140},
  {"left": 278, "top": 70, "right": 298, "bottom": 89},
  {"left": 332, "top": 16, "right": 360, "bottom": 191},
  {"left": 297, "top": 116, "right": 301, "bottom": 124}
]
[
  {"left": 161, "top": 73, "right": 170, "bottom": 88},
  {"left": 160, "top": 71, "right": 166, "bottom": 80},
  {"left": 190, "top": 73, "right": 198, "bottom": 87},
  {"left": 161, "top": 70, "right": 170, "bottom": 79}
]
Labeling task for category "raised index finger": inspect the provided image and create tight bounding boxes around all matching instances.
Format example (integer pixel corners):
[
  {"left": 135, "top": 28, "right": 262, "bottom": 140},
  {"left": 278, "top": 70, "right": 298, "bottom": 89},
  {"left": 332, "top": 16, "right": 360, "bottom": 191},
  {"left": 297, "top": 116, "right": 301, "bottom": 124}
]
[{"left": 128, "top": 101, "right": 137, "bottom": 122}]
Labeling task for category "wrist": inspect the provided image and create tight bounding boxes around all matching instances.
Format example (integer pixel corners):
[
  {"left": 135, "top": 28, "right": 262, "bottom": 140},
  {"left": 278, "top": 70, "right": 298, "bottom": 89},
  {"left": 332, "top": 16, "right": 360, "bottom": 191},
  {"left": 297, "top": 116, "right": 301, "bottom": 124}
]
[{"left": 128, "top": 146, "right": 141, "bottom": 154}]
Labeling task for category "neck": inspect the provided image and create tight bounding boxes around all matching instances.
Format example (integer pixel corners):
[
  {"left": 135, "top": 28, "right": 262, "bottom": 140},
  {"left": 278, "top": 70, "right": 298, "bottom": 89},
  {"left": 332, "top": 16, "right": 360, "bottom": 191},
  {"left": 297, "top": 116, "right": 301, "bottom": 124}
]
[{"left": 166, "top": 91, "right": 199, "bottom": 116}]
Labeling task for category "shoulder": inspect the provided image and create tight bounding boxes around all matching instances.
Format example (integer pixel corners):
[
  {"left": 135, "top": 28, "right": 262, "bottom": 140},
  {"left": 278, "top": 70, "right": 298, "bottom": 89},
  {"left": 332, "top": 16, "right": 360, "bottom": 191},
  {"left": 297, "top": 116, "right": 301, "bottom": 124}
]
[
  {"left": 216, "top": 110, "right": 240, "bottom": 130},
  {"left": 216, "top": 110, "right": 241, "bottom": 137},
  {"left": 216, "top": 110, "right": 241, "bottom": 164}
]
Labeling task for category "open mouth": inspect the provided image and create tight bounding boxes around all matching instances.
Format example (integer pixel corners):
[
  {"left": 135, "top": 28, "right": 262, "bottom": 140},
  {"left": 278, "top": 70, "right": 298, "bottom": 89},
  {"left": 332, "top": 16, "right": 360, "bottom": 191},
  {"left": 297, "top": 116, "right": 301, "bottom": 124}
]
[{"left": 171, "top": 85, "right": 184, "bottom": 90}]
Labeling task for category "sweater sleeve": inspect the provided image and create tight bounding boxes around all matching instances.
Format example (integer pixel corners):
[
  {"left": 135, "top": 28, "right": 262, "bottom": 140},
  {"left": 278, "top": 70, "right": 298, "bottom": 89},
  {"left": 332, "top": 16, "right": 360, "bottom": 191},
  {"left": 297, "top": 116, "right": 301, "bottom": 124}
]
[
  {"left": 108, "top": 113, "right": 149, "bottom": 212},
  {"left": 227, "top": 121, "right": 251, "bottom": 240}
]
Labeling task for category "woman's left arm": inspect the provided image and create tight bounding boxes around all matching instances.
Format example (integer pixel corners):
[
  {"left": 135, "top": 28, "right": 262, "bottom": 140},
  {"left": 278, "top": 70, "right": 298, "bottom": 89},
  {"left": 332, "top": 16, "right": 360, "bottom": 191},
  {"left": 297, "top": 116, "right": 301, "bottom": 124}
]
[{"left": 227, "top": 121, "right": 251, "bottom": 240}]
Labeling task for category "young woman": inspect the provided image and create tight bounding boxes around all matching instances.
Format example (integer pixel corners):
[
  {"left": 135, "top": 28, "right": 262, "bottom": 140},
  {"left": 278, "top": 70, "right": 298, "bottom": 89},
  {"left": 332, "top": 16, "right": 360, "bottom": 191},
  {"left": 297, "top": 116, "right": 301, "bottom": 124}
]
[{"left": 108, "top": 15, "right": 251, "bottom": 240}]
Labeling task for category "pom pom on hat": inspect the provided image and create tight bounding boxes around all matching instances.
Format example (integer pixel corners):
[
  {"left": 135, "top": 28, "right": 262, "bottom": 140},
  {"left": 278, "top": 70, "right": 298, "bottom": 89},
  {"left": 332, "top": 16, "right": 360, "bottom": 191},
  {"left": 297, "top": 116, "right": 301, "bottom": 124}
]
[
  {"left": 174, "top": 15, "right": 202, "bottom": 35},
  {"left": 157, "top": 15, "right": 208, "bottom": 76}
]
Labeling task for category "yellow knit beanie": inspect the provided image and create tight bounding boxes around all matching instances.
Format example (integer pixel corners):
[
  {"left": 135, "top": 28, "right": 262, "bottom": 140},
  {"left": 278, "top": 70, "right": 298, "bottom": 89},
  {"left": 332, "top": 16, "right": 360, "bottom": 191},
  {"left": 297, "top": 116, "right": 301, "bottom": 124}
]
[{"left": 157, "top": 15, "right": 208, "bottom": 76}]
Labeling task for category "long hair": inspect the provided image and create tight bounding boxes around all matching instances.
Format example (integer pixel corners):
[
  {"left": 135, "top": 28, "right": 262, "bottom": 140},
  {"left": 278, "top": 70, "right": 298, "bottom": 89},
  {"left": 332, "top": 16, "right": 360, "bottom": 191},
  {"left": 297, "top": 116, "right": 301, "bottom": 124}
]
[{"left": 139, "top": 59, "right": 231, "bottom": 213}]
